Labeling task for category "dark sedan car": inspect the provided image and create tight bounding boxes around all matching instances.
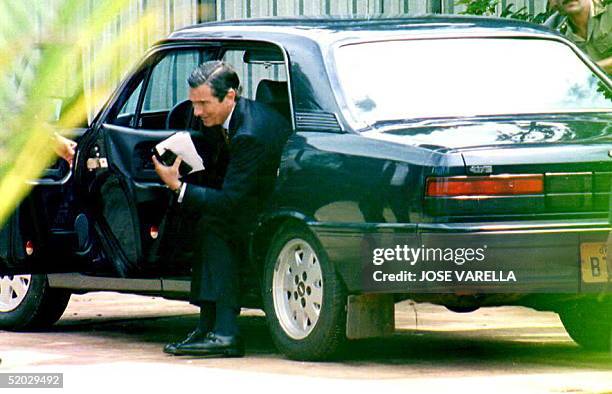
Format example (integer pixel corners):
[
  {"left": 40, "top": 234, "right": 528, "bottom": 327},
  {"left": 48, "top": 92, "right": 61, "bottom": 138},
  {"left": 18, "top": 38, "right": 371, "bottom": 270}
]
[{"left": 1, "top": 16, "right": 611, "bottom": 360}]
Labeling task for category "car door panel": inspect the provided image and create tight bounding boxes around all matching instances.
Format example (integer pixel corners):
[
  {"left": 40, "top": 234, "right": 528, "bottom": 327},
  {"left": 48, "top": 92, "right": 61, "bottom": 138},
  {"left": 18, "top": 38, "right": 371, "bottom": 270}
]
[
  {"left": 103, "top": 124, "right": 168, "bottom": 183},
  {"left": 82, "top": 126, "right": 211, "bottom": 277},
  {"left": 82, "top": 125, "right": 167, "bottom": 277}
]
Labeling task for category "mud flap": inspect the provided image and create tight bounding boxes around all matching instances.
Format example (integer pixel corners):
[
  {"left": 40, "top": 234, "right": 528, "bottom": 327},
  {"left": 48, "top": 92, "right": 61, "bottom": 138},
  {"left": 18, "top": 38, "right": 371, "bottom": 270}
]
[{"left": 346, "top": 294, "right": 395, "bottom": 339}]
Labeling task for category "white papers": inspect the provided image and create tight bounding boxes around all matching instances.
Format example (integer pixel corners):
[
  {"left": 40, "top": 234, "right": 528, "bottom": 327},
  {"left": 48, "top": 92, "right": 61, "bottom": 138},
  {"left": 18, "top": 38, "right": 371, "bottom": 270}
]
[{"left": 154, "top": 132, "right": 205, "bottom": 176}]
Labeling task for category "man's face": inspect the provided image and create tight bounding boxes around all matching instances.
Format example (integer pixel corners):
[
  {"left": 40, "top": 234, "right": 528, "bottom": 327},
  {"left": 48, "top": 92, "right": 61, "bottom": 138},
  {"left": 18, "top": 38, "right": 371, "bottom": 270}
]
[
  {"left": 557, "top": 0, "right": 590, "bottom": 15},
  {"left": 189, "top": 83, "right": 235, "bottom": 127}
]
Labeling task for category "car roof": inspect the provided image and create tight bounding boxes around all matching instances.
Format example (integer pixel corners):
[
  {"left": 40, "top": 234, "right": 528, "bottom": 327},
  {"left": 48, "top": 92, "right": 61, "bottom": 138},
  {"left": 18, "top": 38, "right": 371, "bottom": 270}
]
[{"left": 168, "top": 15, "right": 558, "bottom": 45}]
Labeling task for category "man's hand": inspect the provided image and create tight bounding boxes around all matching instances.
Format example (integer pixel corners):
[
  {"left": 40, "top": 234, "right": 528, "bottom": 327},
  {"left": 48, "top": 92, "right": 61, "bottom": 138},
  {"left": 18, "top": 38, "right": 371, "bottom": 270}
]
[
  {"left": 152, "top": 155, "right": 182, "bottom": 191},
  {"left": 53, "top": 133, "right": 77, "bottom": 167}
]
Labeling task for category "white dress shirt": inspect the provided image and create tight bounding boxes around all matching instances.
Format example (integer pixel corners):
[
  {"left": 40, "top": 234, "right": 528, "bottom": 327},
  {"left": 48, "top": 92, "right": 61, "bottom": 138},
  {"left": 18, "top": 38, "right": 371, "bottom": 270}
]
[{"left": 177, "top": 103, "right": 236, "bottom": 203}]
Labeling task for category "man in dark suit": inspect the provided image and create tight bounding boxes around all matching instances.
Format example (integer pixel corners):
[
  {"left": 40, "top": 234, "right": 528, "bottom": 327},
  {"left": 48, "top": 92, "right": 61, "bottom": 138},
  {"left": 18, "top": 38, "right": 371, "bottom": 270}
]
[{"left": 152, "top": 61, "right": 290, "bottom": 357}]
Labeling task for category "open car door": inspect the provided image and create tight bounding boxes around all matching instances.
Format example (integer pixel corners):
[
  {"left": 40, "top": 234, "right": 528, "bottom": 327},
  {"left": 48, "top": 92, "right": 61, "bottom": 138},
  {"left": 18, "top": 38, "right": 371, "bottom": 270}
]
[
  {"left": 73, "top": 47, "right": 223, "bottom": 277},
  {"left": 0, "top": 101, "right": 89, "bottom": 276}
]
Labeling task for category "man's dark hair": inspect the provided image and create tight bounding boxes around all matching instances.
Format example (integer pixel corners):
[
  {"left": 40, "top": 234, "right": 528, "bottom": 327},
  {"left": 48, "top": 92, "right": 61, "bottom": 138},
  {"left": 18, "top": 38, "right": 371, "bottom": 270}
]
[{"left": 188, "top": 61, "right": 241, "bottom": 101}]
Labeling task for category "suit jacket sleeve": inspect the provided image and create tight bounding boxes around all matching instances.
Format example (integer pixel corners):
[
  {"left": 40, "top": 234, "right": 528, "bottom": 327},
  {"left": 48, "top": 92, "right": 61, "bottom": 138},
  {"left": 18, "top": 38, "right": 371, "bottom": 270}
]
[{"left": 181, "top": 135, "right": 267, "bottom": 216}]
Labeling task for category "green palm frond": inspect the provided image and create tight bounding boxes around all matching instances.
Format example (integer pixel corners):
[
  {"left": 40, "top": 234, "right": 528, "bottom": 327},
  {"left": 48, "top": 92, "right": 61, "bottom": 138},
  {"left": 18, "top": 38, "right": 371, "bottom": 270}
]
[{"left": 0, "top": 0, "right": 159, "bottom": 227}]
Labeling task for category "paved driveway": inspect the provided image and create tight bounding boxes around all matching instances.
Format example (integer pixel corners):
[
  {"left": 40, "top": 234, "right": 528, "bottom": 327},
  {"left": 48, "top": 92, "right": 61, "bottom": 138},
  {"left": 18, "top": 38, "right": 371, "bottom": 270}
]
[{"left": 0, "top": 293, "right": 611, "bottom": 393}]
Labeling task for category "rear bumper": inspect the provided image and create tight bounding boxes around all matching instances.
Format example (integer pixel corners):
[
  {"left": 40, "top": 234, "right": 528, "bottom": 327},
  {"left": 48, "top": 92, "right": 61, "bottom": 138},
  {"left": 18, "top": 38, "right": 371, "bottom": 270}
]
[{"left": 312, "top": 219, "right": 611, "bottom": 294}]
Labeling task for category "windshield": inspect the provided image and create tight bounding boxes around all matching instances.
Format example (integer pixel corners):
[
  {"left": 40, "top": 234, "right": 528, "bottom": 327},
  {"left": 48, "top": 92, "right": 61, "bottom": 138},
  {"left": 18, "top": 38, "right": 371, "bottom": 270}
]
[{"left": 334, "top": 38, "right": 612, "bottom": 125}]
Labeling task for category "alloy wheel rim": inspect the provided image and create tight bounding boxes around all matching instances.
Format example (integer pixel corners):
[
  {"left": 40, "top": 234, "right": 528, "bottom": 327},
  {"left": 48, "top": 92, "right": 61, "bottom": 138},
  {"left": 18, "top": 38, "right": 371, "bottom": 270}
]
[
  {"left": 0, "top": 275, "right": 31, "bottom": 312},
  {"left": 272, "top": 239, "right": 323, "bottom": 340}
]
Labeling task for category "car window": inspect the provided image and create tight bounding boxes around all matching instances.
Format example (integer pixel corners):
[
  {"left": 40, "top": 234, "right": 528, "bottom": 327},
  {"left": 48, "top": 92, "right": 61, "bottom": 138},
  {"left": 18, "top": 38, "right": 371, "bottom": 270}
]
[
  {"left": 107, "top": 46, "right": 289, "bottom": 129},
  {"left": 113, "top": 79, "right": 144, "bottom": 127},
  {"left": 108, "top": 48, "right": 213, "bottom": 129},
  {"left": 334, "top": 38, "right": 612, "bottom": 126},
  {"left": 222, "top": 49, "right": 287, "bottom": 100},
  {"left": 142, "top": 50, "right": 204, "bottom": 113},
  {"left": 119, "top": 79, "right": 143, "bottom": 116}
]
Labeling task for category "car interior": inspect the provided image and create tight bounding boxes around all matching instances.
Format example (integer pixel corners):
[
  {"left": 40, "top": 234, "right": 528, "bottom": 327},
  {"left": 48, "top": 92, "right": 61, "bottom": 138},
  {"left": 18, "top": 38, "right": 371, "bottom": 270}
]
[
  {"left": 82, "top": 42, "right": 292, "bottom": 278},
  {"left": 111, "top": 45, "right": 291, "bottom": 131}
]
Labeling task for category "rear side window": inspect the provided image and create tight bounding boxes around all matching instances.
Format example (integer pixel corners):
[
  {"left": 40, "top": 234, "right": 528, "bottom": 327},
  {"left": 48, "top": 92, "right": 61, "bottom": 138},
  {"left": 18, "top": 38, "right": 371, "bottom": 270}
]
[
  {"left": 222, "top": 48, "right": 287, "bottom": 100},
  {"left": 221, "top": 46, "right": 291, "bottom": 122}
]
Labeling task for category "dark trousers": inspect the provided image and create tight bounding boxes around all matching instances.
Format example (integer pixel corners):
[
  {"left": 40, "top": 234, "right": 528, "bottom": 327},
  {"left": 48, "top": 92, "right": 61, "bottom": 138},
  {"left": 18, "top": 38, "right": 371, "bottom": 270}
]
[{"left": 189, "top": 217, "right": 240, "bottom": 311}]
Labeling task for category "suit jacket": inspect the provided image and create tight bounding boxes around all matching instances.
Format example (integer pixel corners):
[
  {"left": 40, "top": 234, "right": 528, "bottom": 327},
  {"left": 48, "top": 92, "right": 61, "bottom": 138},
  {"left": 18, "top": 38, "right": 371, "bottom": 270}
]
[
  {"left": 183, "top": 124, "right": 229, "bottom": 190},
  {"left": 181, "top": 98, "right": 291, "bottom": 234}
]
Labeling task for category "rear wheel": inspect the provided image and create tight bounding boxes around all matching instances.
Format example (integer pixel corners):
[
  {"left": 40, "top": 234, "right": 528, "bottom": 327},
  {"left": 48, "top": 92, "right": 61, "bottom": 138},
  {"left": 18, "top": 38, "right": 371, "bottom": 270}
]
[
  {"left": 445, "top": 305, "right": 480, "bottom": 313},
  {"left": 262, "top": 223, "right": 347, "bottom": 360},
  {"left": 559, "top": 299, "right": 612, "bottom": 352},
  {"left": 0, "top": 274, "right": 71, "bottom": 330}
]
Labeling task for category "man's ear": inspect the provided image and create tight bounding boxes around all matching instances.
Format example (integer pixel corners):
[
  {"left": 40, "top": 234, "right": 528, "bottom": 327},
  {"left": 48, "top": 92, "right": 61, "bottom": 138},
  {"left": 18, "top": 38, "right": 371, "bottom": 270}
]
[{"left": 225, "top": 88, "right": 236, "bottom": 102}]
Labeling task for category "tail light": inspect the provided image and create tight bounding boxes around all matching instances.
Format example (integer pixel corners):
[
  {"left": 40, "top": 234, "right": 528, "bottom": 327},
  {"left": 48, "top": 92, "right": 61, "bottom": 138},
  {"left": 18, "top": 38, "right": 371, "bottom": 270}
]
[{"left": 426, "top": 174, "right": 544, "bottom": 197}]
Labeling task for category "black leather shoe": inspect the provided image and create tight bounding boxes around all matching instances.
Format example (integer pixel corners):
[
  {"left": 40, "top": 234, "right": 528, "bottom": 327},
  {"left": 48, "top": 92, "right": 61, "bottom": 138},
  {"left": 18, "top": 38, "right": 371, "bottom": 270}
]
[
  {"left": 164, "top": 328, "right": 208, "bottom": 355},
  {"left": 172, "top": 331, "right": 245, "bottom": 357}
]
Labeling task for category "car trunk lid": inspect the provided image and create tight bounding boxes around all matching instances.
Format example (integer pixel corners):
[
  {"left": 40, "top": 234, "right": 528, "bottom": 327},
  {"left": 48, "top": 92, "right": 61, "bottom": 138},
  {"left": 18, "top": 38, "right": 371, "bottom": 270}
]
[
  {"left": 363, "top": 114, "right": 612, "bottom": 219},
  {"left": 456, "top": 143, "right": 612, "bottom": 216}
]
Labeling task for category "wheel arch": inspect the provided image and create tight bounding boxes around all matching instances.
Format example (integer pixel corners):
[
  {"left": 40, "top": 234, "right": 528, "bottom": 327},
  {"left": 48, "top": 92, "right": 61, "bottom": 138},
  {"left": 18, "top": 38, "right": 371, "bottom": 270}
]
[{"left": 250, "top": 210, "right": 313, "bottom": 276}]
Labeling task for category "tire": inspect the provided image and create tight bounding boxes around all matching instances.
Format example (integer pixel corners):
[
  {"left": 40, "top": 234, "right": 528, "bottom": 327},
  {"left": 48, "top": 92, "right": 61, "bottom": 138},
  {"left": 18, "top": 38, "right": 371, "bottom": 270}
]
[
  {"left": 0, "top": 274, "right": 71, "bottom": 331},
  {"left": 445, "top": 305, "right": 480, "bottom": 313},
  {"left": 262, "top": 223, "right": 347, "bottom": 361},
  {"left": 559, "top": 299, "right": 612, "bottom": 352}
]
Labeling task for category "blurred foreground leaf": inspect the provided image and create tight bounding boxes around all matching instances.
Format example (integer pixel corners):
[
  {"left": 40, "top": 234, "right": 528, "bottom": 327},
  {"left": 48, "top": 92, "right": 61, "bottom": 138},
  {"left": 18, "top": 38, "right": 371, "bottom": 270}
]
[{"left": 0, "top": 0, "right": 158, "bottom": 227}]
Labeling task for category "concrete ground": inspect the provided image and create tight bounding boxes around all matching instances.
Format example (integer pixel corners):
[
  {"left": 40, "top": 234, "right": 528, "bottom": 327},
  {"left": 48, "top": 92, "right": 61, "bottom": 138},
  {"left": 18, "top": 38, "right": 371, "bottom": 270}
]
[{"left": 0, "top": 292, "right": 611, "bottom": 393}]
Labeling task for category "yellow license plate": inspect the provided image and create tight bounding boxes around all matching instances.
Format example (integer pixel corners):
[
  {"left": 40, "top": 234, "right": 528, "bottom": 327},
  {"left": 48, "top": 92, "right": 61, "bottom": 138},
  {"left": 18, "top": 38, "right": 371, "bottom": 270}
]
[{"left": 580, "top": 242, "right": 609, "bottom": 283}]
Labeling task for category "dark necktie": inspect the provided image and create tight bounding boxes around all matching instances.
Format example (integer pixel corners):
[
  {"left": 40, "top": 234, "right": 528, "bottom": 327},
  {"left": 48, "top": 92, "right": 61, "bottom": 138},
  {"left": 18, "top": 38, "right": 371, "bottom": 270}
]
[{"left": 221, "top": 127, "right": 229, "bottom": 145}]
